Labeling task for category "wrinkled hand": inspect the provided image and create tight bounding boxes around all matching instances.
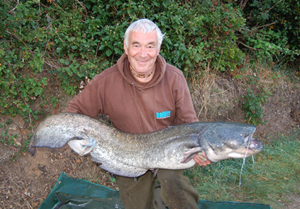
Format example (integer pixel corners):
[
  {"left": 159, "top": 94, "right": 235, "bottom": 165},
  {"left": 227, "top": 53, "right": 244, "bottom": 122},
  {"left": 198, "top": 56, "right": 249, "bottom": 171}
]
[{"left": 193, "top": 152, "right": 211, "bottom": 167}]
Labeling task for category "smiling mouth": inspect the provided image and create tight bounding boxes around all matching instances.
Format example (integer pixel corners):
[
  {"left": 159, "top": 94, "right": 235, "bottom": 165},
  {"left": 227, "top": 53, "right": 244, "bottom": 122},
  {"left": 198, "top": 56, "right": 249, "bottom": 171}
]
[{"left": 137, "top": 60, "right": 148, "bottom": 64}]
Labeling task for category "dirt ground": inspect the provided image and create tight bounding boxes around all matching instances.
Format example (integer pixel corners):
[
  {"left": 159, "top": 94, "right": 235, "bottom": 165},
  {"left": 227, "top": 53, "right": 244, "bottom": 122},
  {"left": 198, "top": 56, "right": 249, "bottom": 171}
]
[{"left": 0, "top": 72, "right": 299, "bottom": 209}]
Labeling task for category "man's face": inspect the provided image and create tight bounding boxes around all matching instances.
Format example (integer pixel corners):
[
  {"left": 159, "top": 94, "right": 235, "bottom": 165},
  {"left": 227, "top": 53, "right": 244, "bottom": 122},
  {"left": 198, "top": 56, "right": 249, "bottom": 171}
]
[{"left": 124, "top": 30, "right": 160, "bottom": 75}]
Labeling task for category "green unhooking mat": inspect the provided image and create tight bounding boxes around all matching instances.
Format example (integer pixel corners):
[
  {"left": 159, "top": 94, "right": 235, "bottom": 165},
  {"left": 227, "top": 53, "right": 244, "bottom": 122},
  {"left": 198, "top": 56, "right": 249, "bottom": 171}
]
[{"left": 40, "top": 172, "right": 271, "bottom": 209}]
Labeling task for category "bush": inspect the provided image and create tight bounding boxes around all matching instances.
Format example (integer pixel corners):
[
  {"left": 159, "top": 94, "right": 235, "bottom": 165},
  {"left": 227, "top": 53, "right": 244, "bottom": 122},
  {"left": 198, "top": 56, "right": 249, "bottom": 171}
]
[
  {"left": 242, "top": 87, "right": 271, "bottom": 125},
  {"left": 242, "top": 0, "right": 300, "bottom": 63}
]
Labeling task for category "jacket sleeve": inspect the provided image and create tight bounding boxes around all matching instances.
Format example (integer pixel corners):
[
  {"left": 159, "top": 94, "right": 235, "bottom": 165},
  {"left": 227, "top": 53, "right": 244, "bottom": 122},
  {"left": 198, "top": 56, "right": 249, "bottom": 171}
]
[
  {"left": 173, "top": 75, "right": 199, "bottom": 125},
  {"left": 66, "top": 75, "right": 103, "bottom": 118}
]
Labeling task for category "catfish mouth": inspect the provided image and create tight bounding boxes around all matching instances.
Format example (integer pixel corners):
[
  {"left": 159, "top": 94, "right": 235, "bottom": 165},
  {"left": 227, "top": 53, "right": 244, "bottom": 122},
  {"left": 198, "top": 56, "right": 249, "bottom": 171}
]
[
  {"left": 230, "top": 134, "right": 264, "bottom": 158},
  {"left": 244, "top": 134, "right": 264, "bottom": 152}
]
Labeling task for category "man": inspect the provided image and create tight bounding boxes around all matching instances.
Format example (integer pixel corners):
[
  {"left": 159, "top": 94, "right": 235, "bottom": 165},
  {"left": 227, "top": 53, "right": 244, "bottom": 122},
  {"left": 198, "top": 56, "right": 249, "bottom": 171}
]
[{"left": 66, "top": 18, "right": 211, "bottom": 209}]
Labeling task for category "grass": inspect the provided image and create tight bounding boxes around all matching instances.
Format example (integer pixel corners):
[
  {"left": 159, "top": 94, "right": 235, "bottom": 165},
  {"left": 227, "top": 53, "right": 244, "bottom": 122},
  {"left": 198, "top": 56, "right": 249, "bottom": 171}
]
[{"left": 185, "top": 127, "right": 300, "bottom": 209}]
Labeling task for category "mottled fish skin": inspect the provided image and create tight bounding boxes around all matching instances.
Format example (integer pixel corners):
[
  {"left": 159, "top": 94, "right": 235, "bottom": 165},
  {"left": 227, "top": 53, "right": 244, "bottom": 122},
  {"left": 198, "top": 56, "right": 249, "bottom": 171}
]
[{"left": 28, "top": 113, "right": 263, "bottom": 177}]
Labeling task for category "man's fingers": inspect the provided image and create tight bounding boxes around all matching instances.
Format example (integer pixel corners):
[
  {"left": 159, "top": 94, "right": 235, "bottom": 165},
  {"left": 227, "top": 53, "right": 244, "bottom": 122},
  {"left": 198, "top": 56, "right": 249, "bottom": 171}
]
[{"left": 194, "top": 154, "right": 205, "bottom": 166}]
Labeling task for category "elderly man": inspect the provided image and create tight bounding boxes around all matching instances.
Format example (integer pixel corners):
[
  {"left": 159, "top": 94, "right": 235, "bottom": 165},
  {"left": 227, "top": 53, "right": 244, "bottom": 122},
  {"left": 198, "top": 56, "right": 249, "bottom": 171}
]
[{"left": 66, "top": 18, "right": 210, "bottom": 209}]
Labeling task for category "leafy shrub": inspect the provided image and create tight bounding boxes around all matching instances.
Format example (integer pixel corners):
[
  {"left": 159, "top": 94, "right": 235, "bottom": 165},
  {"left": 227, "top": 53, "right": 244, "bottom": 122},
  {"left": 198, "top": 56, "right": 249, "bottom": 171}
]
[
  {"left": 242, "top": 0, "right": 300, "bottom": 63},
  {"left": 0, "top": 119, "right": 18, "bottom": 146},
  {"left": 242, "top": 87, "right": 271, "bottom": 125}
]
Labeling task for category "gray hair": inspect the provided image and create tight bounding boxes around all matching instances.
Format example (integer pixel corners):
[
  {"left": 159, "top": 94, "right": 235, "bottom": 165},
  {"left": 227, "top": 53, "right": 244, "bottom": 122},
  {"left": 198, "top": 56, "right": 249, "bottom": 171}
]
[{"left": 124, "top": 19, "right": 165, "bottom": 49}]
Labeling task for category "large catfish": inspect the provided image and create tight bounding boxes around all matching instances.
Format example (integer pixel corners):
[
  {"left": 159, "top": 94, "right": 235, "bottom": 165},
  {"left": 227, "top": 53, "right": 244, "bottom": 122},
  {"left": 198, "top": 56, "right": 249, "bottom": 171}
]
[{"left": 28, "top": 113, "right": 263, "bottom": 177}]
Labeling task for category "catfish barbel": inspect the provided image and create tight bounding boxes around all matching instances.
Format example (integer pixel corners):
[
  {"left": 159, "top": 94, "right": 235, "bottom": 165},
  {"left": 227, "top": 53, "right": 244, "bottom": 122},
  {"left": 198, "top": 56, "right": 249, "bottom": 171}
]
[{"left": 28, "top": 113, "right": 263, "bottom": 177}]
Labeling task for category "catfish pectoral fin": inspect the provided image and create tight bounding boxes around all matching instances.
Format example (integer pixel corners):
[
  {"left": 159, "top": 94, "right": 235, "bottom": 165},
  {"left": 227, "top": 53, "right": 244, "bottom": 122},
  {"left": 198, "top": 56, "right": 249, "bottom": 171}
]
[
  {"left": 181, "top": 147, "right": 203, "bottom": 163},
  {"left": 67, "top": 138, "right": 96, "bottom": 156}
]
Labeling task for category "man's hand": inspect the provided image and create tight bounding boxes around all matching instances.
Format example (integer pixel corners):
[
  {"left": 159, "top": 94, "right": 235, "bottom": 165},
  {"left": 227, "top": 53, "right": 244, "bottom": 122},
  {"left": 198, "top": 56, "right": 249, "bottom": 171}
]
[{"left": 193, "top": 152, "right": 211, "bottom": 167}]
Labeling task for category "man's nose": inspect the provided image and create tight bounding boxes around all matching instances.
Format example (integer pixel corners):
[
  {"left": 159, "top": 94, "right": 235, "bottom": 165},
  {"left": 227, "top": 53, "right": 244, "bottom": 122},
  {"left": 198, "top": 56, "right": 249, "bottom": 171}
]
[{"left": 139, "top": 47, "right": 147, "bottom": 57}]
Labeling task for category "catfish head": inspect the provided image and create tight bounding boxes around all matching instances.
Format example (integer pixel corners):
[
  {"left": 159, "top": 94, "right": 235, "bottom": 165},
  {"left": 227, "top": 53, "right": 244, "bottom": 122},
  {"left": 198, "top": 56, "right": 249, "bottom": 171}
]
[{"left": 199, "top": 122, "right": 263, "bottom": 162}]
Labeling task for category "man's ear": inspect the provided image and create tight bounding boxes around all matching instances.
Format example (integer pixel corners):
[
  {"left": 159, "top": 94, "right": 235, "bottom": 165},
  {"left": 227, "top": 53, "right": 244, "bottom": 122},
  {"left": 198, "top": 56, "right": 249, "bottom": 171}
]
[
  {"left": 124, "top": 41, "right": 128, "bottom": 55},
  {"left": 157, "top": 47, "right": 161, "bottom": 55}
]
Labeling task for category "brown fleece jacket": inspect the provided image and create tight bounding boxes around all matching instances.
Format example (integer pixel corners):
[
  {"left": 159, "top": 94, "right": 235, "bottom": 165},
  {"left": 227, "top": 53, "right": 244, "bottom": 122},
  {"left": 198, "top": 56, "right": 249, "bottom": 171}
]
[{"left": 66, "top": 53, "right": 198, "bottom": 134}]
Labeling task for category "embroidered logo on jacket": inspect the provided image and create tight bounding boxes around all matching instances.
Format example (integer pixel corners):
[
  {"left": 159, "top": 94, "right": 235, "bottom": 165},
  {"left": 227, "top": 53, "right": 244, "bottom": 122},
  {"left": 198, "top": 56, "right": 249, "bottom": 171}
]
[{"left": 156, "top": 111, "right": 171, "bottom": 119}]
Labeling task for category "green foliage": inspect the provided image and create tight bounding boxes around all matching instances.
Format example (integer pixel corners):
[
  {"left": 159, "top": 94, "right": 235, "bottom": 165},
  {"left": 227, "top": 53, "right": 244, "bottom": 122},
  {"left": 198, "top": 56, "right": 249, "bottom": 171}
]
[
  {"left": 242, "top": 87, "right": 272, "bottom": 125},
  {"left": 0, "top": 44, "right": 47, "bottom": 120},
  {"left": 51, "top": 97, "right": 59, "bottom": 108},
  {"left": 0, "top": 1, "right": 49, "bottom": 121},
  {"left": 22, "top": 133, "right": 33, "bottom": 154},
  {"left": 0, "top": 119, "right": 19, "bottom": 147},
  {"left": 242, "top": 0, "right": 300, "bottom": 63}
]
